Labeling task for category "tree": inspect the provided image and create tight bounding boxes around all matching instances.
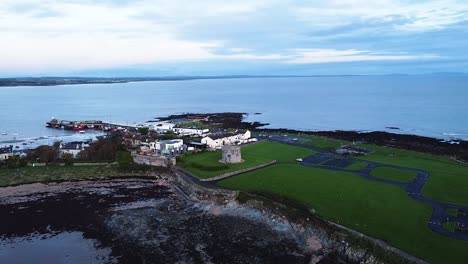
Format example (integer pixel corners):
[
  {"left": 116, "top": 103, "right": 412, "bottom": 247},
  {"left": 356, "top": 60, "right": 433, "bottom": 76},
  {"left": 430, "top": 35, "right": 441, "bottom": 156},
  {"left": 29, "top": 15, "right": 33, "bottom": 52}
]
[
  {"left": 138, "top": 127, "right": 149, "bottom": 135},
  {"left": 61, "top": 153, "right": 74, "bottom": 166},
  {"left": 27, "top": 145, "right": 58, "bottom": 163},
  {"left": 86, "top": 137, "right": 122, "bottom": 161},
  {"left": 5, "top": 156, "right": 27, "bottom": 169},
  {"left": 116, "top": 151, "right": 133, "bottom": 166}
]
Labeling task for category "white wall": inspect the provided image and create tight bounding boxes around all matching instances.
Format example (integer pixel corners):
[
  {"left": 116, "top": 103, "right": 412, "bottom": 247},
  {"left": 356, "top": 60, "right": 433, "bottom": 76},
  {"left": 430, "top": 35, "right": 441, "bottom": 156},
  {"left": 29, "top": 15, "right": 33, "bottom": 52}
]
[{"left": 0, "top": 153, "right": 13, "bottom": 160}]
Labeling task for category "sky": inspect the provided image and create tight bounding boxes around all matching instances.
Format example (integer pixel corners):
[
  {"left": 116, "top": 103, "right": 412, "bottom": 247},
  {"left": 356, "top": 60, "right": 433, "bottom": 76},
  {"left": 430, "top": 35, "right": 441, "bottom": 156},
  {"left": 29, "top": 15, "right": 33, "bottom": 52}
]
[{"left": 1, "top": 0, "right": 468, "bottom": 77}]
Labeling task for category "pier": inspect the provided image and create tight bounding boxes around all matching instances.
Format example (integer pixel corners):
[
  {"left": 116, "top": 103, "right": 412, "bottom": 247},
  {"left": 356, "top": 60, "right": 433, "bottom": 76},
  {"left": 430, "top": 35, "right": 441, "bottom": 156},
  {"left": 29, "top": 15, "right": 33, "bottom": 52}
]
[{"left": 46, "top": 118, "right": 140, "bottom": 131}]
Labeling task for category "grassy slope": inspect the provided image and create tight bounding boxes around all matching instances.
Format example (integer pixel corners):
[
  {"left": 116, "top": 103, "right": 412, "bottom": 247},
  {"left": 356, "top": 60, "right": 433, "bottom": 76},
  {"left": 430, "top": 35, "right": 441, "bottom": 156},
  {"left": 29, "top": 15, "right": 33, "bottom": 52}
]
[
  {"left": 370, "top": 167, "right": 417, "bottom": 183},
  {"left": 218, "top": 163, "right": 468, "bottom": 264},
  {"left": 177, "top": 141, "right": 316, "bottom": 178},
  {"left": 287, "top": 133, "right": 468, "bottom": 206},
  {"left": 0, "top": 165, "right": 129, "bottom": 187}
]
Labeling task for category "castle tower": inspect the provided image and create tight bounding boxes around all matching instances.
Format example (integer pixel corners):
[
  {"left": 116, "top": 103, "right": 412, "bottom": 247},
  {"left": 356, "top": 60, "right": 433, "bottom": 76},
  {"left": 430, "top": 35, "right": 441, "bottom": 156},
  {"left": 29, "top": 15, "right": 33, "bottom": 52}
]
[{"left": 221, "top": 145, "right": 242, "bottom": 164}]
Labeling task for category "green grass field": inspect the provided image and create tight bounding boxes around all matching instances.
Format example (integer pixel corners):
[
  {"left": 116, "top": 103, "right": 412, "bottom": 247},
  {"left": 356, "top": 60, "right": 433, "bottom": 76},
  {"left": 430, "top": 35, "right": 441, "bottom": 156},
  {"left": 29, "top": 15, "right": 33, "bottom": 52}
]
[
  {"left": 0, "top": 165, "right": 141, "bottom": 187},
  {"left": 344, "top": 161, "right": 368, "bottom": 170},
  {"left": 177, "top": 141, "right": 316, "bottom": 178},
  {"left": 446, "top": 208, "right": 458, "bottom": 217},
  {"left": 176, "top": 121, "right": 209, "bottom": 129},
  {"left": 370, "top": 167, "right": 417, "bottom": 183},
  {"left": 218, "top": 163, "right": 468, "bottom": 264},
  {"left": 270, "top": 133, "right": 468, "bottom": 206},
  {"left": 443, "top": 222, "right": 456, "bottom": 232}
]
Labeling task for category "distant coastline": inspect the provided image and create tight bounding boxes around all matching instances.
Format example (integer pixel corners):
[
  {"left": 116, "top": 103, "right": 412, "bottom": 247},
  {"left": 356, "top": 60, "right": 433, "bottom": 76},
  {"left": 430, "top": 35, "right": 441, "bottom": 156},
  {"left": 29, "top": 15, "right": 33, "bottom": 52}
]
[
  {"left": 1, "top": 73, "right": 467, "bottom": 87},
  {"left": 0, "top": 75, "right": 352, "bottom": 87}
]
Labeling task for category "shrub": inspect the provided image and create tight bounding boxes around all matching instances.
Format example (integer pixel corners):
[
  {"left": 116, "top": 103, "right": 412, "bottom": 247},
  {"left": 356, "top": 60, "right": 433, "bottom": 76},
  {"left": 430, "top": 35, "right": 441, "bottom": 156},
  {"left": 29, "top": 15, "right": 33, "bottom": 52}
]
[{"left": 116, "top": 151, "right": 133, "bottom": 166}]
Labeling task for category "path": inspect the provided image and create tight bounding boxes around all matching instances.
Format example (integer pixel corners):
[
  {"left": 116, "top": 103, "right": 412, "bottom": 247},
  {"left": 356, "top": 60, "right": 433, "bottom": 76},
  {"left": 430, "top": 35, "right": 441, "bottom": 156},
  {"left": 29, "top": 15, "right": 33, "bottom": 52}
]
[{"left": 263, "top": 135, "right": 468, "bottom": 241}]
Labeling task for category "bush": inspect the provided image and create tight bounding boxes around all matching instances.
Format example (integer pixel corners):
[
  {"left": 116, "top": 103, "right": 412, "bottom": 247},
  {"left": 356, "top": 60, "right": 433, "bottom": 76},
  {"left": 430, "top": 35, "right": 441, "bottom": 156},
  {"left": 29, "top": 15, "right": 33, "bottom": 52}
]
[
  {"left": 64, "top": 159, "right": 74, "bottom": 166},
  {"left": 116, "top": 151, "right": 133, "bottom": 166},
  {"left": 138, "top": 127, "right": 149, "bottom": 135},
  {"left": 4, "top": 156, "right": 28, "bottom": 169}
]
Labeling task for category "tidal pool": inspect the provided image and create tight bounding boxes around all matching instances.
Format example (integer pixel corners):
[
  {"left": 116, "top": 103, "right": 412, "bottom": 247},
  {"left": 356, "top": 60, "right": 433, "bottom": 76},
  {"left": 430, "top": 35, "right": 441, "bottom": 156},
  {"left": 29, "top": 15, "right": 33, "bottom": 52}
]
[{"left": 0, "top": 232, "right": 115, "bottom": 264}]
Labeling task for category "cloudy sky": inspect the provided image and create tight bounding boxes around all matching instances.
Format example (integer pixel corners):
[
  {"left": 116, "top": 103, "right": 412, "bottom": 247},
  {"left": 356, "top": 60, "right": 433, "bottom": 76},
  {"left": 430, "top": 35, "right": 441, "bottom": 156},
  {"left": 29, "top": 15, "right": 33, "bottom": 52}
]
[{"left": 1, "top": 0, "right": 467, "bottom": 76}]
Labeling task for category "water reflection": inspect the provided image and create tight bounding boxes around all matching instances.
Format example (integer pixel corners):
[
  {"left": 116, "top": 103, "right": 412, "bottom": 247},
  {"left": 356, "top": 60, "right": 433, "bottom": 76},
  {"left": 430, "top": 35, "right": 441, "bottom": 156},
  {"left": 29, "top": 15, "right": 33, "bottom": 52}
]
[{"left": 0, "top": 232, "right": 115, "bottom": 264}]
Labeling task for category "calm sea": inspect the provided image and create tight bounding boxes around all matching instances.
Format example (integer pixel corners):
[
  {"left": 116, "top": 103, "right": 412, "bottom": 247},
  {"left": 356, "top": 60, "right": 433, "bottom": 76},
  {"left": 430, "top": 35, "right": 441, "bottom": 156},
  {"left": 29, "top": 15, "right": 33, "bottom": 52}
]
[{"left": 1, "top": 76, "right": 467, "bottom": 148}]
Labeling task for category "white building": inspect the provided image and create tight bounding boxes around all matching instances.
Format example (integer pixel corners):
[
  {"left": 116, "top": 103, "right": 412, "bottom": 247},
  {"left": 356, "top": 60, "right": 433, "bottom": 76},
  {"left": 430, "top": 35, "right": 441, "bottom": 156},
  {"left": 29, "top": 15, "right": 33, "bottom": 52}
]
[
  {"left": 148, "top": 141, "right": 161, "bottom": 150},
  {"left": 160, "top": 139, "right": 184, "bottom": 150},
  {"left": 0, "top": 146, "right": 13, "bottom": 161},
  {"left": 59, "top": 142, "right": 88, "bottom": 158},
  {"left": 201, "top": 130, "right": 251, "bottom": 149},
  {"left": 173, "top": 127, "right": 209, "bottom": 137},
  {"left": 148, "top": 121, "right": 176, "bottom": 133}
]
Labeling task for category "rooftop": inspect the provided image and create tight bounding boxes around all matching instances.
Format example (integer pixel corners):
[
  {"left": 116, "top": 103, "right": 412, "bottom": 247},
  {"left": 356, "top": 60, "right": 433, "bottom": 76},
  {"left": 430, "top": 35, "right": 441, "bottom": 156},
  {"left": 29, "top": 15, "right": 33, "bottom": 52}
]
[
  {"left": 205, "top": 129, "right": 249, "bottom": 140},
  {"left": 0, "top": 146, "right": 13, "bottom": 154},
  {"left": 61, "top": 141, "right": 86, "bottom": 150}
]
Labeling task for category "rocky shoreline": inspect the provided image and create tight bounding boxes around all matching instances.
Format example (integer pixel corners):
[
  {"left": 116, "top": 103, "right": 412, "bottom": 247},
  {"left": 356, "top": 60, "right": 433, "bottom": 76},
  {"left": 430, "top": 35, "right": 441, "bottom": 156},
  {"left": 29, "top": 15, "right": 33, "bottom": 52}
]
[
  {"left": 259, "top": 128, "right": 468, "bottom": 162},
  {"left": 0, "top": 178, "right": 324, "bottom": 263},
  {"left": 0, "top": 176, "right": 420, "bottom": 264}
]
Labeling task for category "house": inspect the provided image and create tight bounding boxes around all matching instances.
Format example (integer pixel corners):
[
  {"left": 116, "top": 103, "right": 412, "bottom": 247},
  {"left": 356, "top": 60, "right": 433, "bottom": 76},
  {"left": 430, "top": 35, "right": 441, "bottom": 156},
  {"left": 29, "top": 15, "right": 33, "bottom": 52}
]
[
  {"left": 336, "top": 145, "right": 371, "bottom": 155},
  {"left": 0, "top": 146, "right": 13, "bottom": 161},
  {"left": 149, "top": 121, "right": 175, "bottom": 133},
  {"left": 160, "top": 139, "right": 184, "bottom": 150},
  {"left": 122, "top": 137, "right": 141, "bottom": 149},
  {"left": 201, "top": 130, "right": 251, "bottom": 149},
  {"left": 139, "top": 139, "right": 184, "bottom": 156},
  {"left": 173, "top": 127, "right": 209, "bottom": 137},
  {"left": 189, "top": 141, "right": 207, "bottom": 151},
  {"left": 59, "top": 141, "right": 88, "bottom": 158}
]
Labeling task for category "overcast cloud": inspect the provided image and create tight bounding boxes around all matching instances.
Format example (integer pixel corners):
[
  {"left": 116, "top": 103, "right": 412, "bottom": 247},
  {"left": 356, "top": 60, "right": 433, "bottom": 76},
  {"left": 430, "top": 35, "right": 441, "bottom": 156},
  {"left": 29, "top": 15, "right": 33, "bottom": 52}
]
[{"left": 1, "top": 0, "right": 467, "bottom": 76}]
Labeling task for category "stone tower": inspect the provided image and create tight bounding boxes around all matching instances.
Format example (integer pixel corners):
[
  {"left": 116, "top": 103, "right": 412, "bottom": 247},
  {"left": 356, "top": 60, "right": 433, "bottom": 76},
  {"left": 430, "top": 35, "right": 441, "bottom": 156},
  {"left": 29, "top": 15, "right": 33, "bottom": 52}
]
[{"left": 221, "top": 145, "right": 242, "bottom": 164}]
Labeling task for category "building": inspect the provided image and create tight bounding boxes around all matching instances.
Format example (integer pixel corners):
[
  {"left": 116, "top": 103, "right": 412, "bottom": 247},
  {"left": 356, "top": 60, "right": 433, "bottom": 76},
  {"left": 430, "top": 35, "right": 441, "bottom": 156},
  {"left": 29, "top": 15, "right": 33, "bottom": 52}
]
[
  {"left": 336, "top": 145, "right": 371, "bottom": 155},
  {"left": 59, "top": 141, "right": 88, "bottom": 158},
  {"left": 160, "top": 139, "right": 184, "bottom": 150},
  {"left": 201, "top": 130, "right": 251, "bottom": 149},
  {"left": 221, "top": 145, "right": 242, "bottom": 163},
  {"left": 0, "top": 146, "right": 13, "bottom": 161},
  {"left": 173, "top": 127, "right": 209, "bottom": 137},
  {"left": 160, "top": 139, "right": 185, "bottom": 156},
  {"left": 149, "top": 121, "right": 175, "bottom": 133},
  {"left": 189, "top": 141, "right": 207, "bottom": 151}
]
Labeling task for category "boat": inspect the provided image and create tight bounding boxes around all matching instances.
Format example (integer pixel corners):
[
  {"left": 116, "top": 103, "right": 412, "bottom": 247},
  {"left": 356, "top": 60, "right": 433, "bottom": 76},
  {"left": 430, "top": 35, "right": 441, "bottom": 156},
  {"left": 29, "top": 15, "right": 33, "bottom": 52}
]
[
  {"left": 72, "top": 125, "right": 86, "bottom": 131},
  {"left": 1, "top": 133, "right": 6, "bottom": 136},
  {"left": 78, "top": 130, "right": 86, "bottom": 134}
]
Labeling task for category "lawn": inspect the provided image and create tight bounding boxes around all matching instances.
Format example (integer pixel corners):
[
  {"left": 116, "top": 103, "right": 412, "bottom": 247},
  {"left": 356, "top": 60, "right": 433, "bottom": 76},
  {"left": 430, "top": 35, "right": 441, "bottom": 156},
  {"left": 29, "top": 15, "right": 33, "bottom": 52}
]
[
  {"left": 0, "top": 165, "right": 142, "bottom": 187},
  {"left": 176, "top": 121, "right": 209, "bottom": 129},
  {"left": 443, "top": 222, "right": 456, "bottom": 232},
  {"left": 265, "top": 132, "right": 468, "bottom": 206},
  {"left": 358, "top": 144, "right": 468, "bottom": 206},
  {"left": 177, "top": 141, "right": 316, "bottom": 179},
  {"left": 344, "top": 161, "right": 368, "bottom": 170},
  {"left": 218, "top": 163, "right": 468, "bottom": 264},
  {"left": 446, "top": 208, "right": 458, "bottom": 217},
  {"left": 370, "top": 167, "right": 417, "bottom": 183}
]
